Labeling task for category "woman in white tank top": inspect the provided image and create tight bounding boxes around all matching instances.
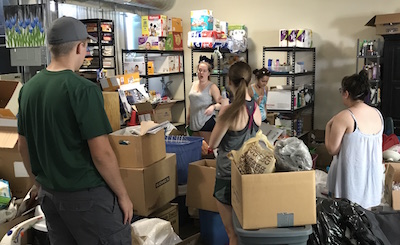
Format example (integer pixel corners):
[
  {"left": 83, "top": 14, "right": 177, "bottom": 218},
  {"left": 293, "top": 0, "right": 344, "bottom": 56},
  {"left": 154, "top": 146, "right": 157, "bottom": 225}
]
[{"left": 325, "top": 70, "right": 384, "bottom": 209}]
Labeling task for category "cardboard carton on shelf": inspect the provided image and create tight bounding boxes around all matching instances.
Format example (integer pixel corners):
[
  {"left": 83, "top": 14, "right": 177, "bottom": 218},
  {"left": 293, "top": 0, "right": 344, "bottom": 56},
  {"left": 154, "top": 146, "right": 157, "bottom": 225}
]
[
  {"left": 366, "top": 13, "right": 400, "bottom": 35},
  {"left": 384, "top": 163, "right": 400, "bottom": 210},
  {"left": 141, "top": 15, "right": 168, "bottom": 37},
  {"left": 0, "top": 80, "right": 34, "bottom": 199},
  {"left": 108, "top": 125, "right": 166, "bottom": 168},
  {"left": 165, "top": 32, "right": 183, "bottom": 51},
  {"left": 138, "top": 36, "right": 167, "bottom": 50},
  {"left": 99, "top": 73, "right": 140, "bottom": 92},
  {"left": 186, "top": 159, "right": 218, "bottom": 213},
  {"left": 168, "top": 17, "right": 183, "bottom": 33},
  {"left": 135, "top": 101, "right": 177, "bottom": 124},
  {"left": 231, "top": 161, "right": 316, "bottom": 229},
  {"left": 120, "top": 153, "right": 177, "bottom": 216}
]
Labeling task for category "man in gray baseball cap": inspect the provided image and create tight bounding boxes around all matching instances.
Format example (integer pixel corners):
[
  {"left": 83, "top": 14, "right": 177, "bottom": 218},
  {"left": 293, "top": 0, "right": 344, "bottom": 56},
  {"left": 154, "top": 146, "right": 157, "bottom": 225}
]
[{"left": 18, "top": 16, "right": 133, "bottom": 244}]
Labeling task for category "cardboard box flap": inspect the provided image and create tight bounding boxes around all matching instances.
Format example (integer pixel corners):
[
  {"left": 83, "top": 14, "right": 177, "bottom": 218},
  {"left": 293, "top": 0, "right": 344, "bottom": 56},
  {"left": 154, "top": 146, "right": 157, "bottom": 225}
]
[
  {"left": 0, "top": 127, "right": 18, "bottom": 149},
  {"left": 154, "top": 101, "right": 176, "bottom": 110},
  {"left": 0, "top": 80, "right": 19, "bottom": 109},
  {"left": 135, "top": 102, "right": 153, "bottom": 115},
  {"left": 366, "top": 13, "right": 400, "bottom": 26},
  {"left": 0, "top": 109, "right": 16, "bottom": 119}
]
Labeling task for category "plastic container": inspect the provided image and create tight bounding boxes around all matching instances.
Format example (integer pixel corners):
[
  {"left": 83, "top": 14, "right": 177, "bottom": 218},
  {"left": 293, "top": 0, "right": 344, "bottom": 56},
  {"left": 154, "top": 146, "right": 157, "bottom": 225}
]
[
  {"left": 199, "top": 210, "right": 229, "bottom": 245},
  {"left": 232, "top": 211, "right": 312, "bottom": 245},
  {"left": 165, "top": 136, "right": 203, "bottom": 184},
  {"left": 270, "top": 65, "right": 291, "bottom": 73},
  {"left": 32, "top": 206, "right": 50, "bottom": 245}
]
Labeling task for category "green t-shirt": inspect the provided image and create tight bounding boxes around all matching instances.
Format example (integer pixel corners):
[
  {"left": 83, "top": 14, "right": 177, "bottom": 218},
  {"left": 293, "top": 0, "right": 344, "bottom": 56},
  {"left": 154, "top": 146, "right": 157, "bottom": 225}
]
[{"left": 18, "top": 69, "right": 112, "bottom": 191}]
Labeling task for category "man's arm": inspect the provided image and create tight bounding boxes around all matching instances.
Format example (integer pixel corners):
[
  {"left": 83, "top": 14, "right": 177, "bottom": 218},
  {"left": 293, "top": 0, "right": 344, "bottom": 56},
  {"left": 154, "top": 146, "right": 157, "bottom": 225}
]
[
  {"left": 18, "top": 135, "right": 37, "bottom": 186},
  {"left": 87, "top": 135, "right": 133, "bottom": 224}
]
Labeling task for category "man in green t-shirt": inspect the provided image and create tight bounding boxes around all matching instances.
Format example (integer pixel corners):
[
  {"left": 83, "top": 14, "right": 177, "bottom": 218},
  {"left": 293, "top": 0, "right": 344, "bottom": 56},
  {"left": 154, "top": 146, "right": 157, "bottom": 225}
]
[{"left": 17, "top": 16, "right": 132, "bottom": 244}]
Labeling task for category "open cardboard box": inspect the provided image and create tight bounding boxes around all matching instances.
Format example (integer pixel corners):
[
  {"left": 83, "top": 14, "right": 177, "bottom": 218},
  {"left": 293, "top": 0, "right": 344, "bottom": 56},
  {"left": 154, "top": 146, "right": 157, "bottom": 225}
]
[
  {"left": 186, "top": 159, "right": 218, "bottom": 213},
  {"left": 366, "top": 13, "right": 400, "bottom": 35},
  {"left": 384, "top": 163, "right": 400, "bottom": 210},
  {"left": 135, "top": 101, "right": 176, "bottom": 124},
  {"left": 0, "top": 80, "right": 33, "bottom": 199},
  {"left": 231, "top": 161, "right": 316, "bottom": 229}
]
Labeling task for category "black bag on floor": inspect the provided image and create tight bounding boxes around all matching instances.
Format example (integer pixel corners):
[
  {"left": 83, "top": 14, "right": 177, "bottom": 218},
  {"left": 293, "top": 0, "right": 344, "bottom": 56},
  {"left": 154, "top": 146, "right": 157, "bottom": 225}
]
[{"left": 308, "top": 198, "right": 400, "bottom": 245}]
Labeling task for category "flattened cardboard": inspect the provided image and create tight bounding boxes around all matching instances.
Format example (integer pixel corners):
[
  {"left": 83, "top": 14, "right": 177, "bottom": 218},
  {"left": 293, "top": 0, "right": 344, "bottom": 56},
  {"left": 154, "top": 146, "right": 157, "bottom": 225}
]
[
  {"left": 384, "top": 163, "right": 400, "bottom": 210},
  {"left": 186, "top": 159, "right": 218, "bottom": 212},
  {"left": 109, "top": 128, "right": 166, "bottom": 168},
  {"left": 366, "top": 13, "right": 400, "bottom": 35},
  {"left": 232, "top": 162, "right": 316, "bottom": 229},
  {"left": 120, "top": 153, "right": 177, "bottom": 216}
]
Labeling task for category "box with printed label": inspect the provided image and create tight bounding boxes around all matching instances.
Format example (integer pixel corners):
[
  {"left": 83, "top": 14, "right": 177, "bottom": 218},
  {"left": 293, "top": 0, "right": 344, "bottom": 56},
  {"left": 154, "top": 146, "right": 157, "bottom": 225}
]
[
  {"left": 109, "top": 128, "right": 166, "bottom": 168},
  {"left": 366, "top": 13, "right": 400, "bottom": 35},
  {"left": 187, "top": 30, "right": 227, "bottom": 49},
  {"left": 191, "top": 10, "right": 213, "bottom": 31},
  {"left": 168, "top": 17, "right": 183, "bottom": 33},
  {"left": 123, "top": 56, "right": 146, "bottom": 75},
  {"left": 138, "top": 36, "right": 167, "bottom": 50},
  {"left": 141, "top": 15, "right": 168, "bottom": 37},
  {"left": 267, "top": 89, "right": 300, "bottom": 110},
  {"left": 231, "top": 162, "right": 316, "bottom": 229},
  {"left": 120, "top": 153, "right": 177, "bottom": 216},
  {"left": 165, "top": 32, "right": 183, "bottom": 51},
  {"left": 0, "top": 80, "right": 33, "bottom": 199}
]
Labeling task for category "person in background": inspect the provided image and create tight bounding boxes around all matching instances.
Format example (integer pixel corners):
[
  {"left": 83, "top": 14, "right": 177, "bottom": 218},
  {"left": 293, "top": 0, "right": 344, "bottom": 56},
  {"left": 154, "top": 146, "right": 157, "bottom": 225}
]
[
  {"left": 325, "top": 70, "right": 383, "bottom": 210},
  {"left": 209, "top": 61, "right": 261, "bottom": 245},
  {"left": 249, "top": 67, "right": 270, "bottom": 122},
  {"left": 17, "top": 17, "right": 133, "bottom": 244},
  {"left": 187, "top": 56, "right": 221, "bottom": 144}
]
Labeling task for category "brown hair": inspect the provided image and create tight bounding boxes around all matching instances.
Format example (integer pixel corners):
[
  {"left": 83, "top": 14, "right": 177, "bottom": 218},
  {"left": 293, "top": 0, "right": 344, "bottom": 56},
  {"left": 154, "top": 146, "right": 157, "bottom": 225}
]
[
  {"left": 341, "top": 69, "right": 370, "bottom": 101},
  {"left": 49, "top": 40, "right": 85, "bottom": 57},
  {"left": 219, "top": 61, "right": 252, "bottom": 122},
  {"left": 253, "top": 67, "right": 271, "bottom": 80}
]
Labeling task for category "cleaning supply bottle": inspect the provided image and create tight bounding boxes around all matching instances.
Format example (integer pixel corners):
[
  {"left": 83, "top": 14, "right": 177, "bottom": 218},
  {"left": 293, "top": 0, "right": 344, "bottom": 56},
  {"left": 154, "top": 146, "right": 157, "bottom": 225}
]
[{"left": 221, "top": 86, "right": 227, "bottom": 99}]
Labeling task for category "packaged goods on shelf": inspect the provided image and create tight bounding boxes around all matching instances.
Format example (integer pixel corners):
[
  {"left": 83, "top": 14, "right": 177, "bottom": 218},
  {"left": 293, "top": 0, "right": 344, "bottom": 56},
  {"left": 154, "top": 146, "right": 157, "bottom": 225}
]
[
  {"left": 138, "top": 36, "right": 167, "bottom": 50},
  {"left": 100, "top": 73, "right": 141, "bottom": 92},
  {"left": 214, "top": 19, "right": 228, "bottom": 34},
  {"left": 101, "top": 23, "right": 112, "bottom": 32},
  {"left": 165, "top": 32, "right": 183, "bottom": 50},
  {"left": 102, "top": 57, "right": 114, "bottom": 68},
  {"left": 191, "top": 9, "right": 213, "bottom": 31},
  {"left": 279, "top": 29, "right": 288, "bottom": 47},
  {"left": 141, "top": 15, "right": 168, "bottom": 37},
  {"left": 86, "top": 22, "right": 97, "bottom": 32},
  {"left": 153, "top": 56, "right": 180, "bottom": 74},
  {"left": 187, "top": 30, "right": 227, "bottom": 49},
  {"left": 123, "top": 56, "right": 146, "bottom": 75},
  {"left": 288, "top": 29, "right": 298, "bottom": 47},
  {"left": 296, "top": 29, "right": 312, "bottom": 48},
  {"left": 267, "top": 89, "right": 300, "bottom": 111},
  {"left": 168, "top": 17, "right": 183, "bottom": 32},
  {"left": 228, "top": 25, "right": 247, "bottom": 36},
  {"left": 102, "top": 46, "right": 114, "bottom": 56}
]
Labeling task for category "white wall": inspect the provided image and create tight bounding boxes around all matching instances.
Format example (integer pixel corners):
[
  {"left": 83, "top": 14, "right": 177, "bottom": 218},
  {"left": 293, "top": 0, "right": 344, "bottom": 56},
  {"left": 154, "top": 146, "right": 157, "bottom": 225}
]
[{"left": 160, "top": 0, "right": 400, "bottom": 129}]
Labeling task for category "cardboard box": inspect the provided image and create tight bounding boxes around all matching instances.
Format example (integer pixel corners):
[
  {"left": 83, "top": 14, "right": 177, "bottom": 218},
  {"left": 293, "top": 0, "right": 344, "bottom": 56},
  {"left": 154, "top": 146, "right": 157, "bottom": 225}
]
[
  {"left": 150, "top": 203, "right": 179, "bottom": 234},
  {"left": 0, "top": 212, "right": 34, "bottom": 244},
  {"left": 384, "top": 163, "right": 400, "bottom": 210},
  {"left": 99, "top": 73, "right": 140, "bottom": 91},
  {"left": 135, "top": 101, "right": 176, "bottom": 123},
  {"left": 138, "top": 36, "right": 167, "bottom": 50},
  {"left": 123, "top": 56, "right": 146, "bottom": 75},
  {"left": 267, "top": 89, "right": 300, "bottom": 111},
  {"left": 0, "top": 80, "right": 33, "bottom": 199},
  {"left": 231, "top": 162, "right": 316, "bottom": 229},
  {"left": 186, "top": 159, "right": 218, "bottom": 213},
  {"left": 366, "top": 13, "right": 400, "bottom": 35},
  {"left": 168, "top": 17, "right": 183, "bottom": 33},
  {"left": 165, "top": 32, "right": 183, "bottom": 51},
  {"left": 141, "top": 15, "right": 168, "bottom": 37},
  {"left": 120, "top": 153, "right": 177, "bottom": 216},
  {"left": 109, "top": 128, "right": 166, "bottom": 168},
  {"left": 177, "top": 233, "right": 200, "bottom": 245},
  {"left": 102, "top": 92, "right": 120, "bottom": 132}
]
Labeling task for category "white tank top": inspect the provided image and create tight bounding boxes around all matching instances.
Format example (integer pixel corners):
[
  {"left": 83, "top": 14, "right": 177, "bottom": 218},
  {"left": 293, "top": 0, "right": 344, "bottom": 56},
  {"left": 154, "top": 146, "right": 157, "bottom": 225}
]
[{"left": 327, "top": 109, "right": 384, "bottom": 209}]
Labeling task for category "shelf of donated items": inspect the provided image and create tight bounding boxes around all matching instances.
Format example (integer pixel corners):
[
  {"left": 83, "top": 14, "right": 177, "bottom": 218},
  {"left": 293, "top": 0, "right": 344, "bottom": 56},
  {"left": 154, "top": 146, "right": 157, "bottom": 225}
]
[
  {"left": 187, "top": 30, "right": 227, "bottom": 49},
  {"left": 267, "top": 102, "right": 314, "bottom": 113},
  {"left": 139, "top": 72, "right": 184, "bottom": 78},
  {"left": 269, "top": 70, "right": 315, "bottom": 77}
]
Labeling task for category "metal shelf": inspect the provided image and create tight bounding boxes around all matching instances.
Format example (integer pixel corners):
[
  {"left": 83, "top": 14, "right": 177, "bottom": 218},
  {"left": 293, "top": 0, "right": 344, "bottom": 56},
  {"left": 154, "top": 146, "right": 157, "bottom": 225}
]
[
  {"left": 122, "top": 49, "right": 184, "bottom": 55},
  {"left": 192, "top": 72, "right": 228, "bottom": 77},
  {"left": 267, "top": 103, "right": 314, "bottom": 114},
  {"left": 357, "top": 55, "right": 381, "bottom": 59},
  {"left": 269, "top": 71, "right": 315, "bottom": 77},
  {"left": 263, "top": 46, "right": 316, "bottom": 52},
  {"left": 140, "top": 72, "right": 184, "bottom": 78},
  {"left": 191, "top": 47, "right": 239, "bottom": 53}
]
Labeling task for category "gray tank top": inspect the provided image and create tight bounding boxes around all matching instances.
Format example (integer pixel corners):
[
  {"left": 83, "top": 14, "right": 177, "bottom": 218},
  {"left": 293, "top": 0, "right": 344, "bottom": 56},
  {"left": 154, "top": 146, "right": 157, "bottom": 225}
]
[
  {"left": 188, "top": 82, "right": 214, "bottom": 131},
  {"left": 216, "top": 100, "right": 259, "bottom": 179},
  {"left": 327, "top": 108, "right": 384, "bottom": 209}
]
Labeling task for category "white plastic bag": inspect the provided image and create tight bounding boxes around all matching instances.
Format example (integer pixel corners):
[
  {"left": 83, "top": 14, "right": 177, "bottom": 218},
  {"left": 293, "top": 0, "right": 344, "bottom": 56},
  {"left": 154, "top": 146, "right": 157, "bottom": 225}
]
[
  {"left": 274, "top": 137, "right": 313, "bottom": 171},
  {"left": 131, "top": 218, "right": 182, "bottom": 245}
]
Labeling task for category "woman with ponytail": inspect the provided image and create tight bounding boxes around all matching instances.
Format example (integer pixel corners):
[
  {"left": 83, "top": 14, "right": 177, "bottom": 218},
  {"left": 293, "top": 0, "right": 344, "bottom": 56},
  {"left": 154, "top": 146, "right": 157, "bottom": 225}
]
[
  {"left": 209, "top": 61, "right": 261, "bottom": 245},
  {"left": 326, "top": 70, "right": 384, "bottom": 209}
]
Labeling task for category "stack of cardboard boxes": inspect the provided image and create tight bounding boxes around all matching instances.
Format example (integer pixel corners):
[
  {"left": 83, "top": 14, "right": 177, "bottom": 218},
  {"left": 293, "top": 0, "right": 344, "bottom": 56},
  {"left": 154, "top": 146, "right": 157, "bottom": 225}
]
[
  {"left": 0, "top": 78, "right": 35, "bottom": 242},
  {"left": 108, "top": 126, "right": 180, "bottom": 233}
]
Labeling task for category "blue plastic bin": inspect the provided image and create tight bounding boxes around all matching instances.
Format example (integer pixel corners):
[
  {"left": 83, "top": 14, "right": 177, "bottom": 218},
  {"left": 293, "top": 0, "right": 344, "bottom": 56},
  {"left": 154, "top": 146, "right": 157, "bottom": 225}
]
[
  {"left": 199, "top": 210, "right": 229, "bottom": 245},
  {"left": 232, "top": 211, "right": 312, "bottom": 245},
  {"left": 165, "top": 136, "right": 203, "bottom": 184}
]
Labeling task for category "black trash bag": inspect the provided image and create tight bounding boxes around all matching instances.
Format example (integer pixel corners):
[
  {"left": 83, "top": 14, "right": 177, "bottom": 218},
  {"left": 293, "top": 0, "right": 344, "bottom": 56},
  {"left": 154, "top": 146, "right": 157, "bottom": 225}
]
[{"left": 308, "top": 198, "right": 387, "bottom": 245}]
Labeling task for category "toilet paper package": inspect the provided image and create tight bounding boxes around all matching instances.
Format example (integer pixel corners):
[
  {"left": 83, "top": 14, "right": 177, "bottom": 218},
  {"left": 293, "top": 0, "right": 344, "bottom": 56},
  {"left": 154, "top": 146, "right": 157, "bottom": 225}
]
[
  {"left": 296, "top": 29, "right": 312, "bottom": 48},
  {"left": 279, "top": 29, "right": 288, "bottom": 47},
  {"left": 288, "top": 29, "right": 298, "bottom": 47}
]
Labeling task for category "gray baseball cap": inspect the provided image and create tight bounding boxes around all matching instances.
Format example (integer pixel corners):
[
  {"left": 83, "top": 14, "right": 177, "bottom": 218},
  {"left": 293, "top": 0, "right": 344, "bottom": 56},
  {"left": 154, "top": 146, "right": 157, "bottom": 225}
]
[{"left": 47, "top": 16, "right": 96, "bottom": 45}]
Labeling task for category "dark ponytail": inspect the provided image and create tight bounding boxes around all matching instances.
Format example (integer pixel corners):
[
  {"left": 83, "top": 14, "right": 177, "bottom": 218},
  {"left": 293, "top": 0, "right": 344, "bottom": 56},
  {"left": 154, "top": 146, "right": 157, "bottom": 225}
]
[
  {"left": 253, "top": 67, "right": 271, "bottom": 80},
  {"left": 341, "top": 70, "right": 370, "bottom": 101},
  {"left": 219, "top": 61, "right": 252, "bottom": 123}
]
